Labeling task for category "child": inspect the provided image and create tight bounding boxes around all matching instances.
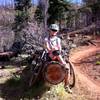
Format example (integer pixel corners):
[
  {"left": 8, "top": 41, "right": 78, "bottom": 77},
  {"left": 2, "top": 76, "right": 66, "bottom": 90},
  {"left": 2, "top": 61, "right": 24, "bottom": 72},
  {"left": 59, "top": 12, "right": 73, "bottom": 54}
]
[{"left": 44, "top": 24, "right": 72, "bottom": 93}]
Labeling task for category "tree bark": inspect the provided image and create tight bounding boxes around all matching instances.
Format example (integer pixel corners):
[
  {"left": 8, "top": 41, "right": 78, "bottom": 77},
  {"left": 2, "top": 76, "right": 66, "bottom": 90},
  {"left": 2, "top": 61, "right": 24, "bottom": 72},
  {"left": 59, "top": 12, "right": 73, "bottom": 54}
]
[{"left": 39, "top": 0, "right": 49, "bottom": 33}]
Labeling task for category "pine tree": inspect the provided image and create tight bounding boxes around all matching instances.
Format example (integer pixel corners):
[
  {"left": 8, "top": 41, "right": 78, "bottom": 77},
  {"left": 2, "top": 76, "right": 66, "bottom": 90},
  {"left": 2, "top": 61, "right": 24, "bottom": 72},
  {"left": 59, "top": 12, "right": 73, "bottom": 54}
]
[
  {"left": 48, "top": 0, "right": 71, "bottom": 25},
  {"left": 35, "top": 0, "right": 71, "bottom": 30},
  {"left": 82, "top": 0, "right": 100, "bottom": 23},
  {"left": 13, "top": 0, "right": 32, "bottom": 41}
]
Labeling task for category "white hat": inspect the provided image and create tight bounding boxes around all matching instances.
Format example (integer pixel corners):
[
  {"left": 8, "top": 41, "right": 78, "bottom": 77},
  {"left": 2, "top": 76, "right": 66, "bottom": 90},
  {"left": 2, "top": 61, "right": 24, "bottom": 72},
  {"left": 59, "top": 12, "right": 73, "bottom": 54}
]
[{"left": 49, "top": 24, "right": 59, "bottom": 31}]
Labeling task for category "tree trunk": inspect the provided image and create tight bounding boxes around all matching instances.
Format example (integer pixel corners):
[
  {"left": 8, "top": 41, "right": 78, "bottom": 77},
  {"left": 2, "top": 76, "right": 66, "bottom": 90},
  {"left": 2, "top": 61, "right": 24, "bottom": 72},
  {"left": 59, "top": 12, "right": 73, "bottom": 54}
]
[{"left": 39, "top": 0, "right": 49, "bottom": 33}]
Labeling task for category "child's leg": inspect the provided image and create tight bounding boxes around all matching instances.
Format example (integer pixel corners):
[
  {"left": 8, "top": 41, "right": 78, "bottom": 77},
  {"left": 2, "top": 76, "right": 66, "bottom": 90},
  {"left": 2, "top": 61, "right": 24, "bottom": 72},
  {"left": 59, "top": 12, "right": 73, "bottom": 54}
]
[
  {"left": 57, "top": 55, "right": 72, "bottom": 93},
  {"left": 57, "top": 55, "right": 70, "bottom": 69}
]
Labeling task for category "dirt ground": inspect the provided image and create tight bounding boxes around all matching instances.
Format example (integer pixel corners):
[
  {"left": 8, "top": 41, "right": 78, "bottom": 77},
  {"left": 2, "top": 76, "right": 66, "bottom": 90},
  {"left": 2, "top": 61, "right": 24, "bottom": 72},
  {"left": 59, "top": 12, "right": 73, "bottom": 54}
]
[
  {"left": 70, "top": 37, "right": 100, "bottom": 100},
  {"left": 0, "top": 36, "right": 100, "bottom": 100}
]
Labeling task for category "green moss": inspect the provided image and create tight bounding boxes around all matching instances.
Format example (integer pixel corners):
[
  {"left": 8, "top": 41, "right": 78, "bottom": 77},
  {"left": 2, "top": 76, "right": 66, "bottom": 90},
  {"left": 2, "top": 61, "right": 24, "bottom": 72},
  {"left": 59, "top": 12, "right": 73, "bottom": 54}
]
[
  {"left": 24, "top": 80, "right": 50, "bottom": 99},
  {"left": 5, "top": 77, "right": 22, "bottom": 87},
  {"left": 96, "top": 61, "right": 100, "bottom": 65}
]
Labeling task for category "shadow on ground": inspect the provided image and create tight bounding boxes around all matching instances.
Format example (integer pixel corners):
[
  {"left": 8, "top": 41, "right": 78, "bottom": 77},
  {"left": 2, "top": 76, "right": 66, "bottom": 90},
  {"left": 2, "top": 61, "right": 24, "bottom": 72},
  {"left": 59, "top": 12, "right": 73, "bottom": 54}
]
[{"left": 0, "top": 67, "right": 50, "bottom": 100}]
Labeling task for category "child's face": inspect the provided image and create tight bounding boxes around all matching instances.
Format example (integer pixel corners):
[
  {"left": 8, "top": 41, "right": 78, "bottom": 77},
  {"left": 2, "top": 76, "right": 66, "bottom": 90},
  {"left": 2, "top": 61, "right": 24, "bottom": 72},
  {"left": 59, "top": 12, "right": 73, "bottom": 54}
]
[{"left": 50, "top": 29, "right": 58, "bottom": 36}]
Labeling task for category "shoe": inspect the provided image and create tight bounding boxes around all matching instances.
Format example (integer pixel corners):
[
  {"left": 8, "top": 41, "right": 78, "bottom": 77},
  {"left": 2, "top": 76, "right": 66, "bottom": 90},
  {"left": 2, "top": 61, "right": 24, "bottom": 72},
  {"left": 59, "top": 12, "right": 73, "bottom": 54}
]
[
  {"left": 64, "top": 63, "right": 69, "bottom": 70},
  {"left": 64, "top": 85, "right": 72, "bottom": 94},
  {"left": 0, "top": 66, "right": 5, "bottom": 69}
]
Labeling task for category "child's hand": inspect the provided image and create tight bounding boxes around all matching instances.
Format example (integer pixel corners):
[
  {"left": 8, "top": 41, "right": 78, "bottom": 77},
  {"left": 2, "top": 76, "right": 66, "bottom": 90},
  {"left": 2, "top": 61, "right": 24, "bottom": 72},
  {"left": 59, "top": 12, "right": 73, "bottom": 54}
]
[
  {"left": 49, "top": 52, "right": 53, "bottom": 58},
  {"left": 54, "top": 47, "right": 58, "bottom": 50},
  {"left": 49, "top": 52, "right": 57, "bottom": 60}
]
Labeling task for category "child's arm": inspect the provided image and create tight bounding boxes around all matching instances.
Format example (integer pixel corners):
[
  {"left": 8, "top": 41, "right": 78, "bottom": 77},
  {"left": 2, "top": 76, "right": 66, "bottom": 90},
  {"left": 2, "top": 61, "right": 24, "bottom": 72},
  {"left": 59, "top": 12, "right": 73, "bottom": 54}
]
[
  {"left": 44, "top": 38, "right": 51, "bottom": 52},
  {"left": 45, "top": 42, "right": 51, "bottom": 52},
  {"left": 57, "top": 38, "right": 62, "bottom": 52}
]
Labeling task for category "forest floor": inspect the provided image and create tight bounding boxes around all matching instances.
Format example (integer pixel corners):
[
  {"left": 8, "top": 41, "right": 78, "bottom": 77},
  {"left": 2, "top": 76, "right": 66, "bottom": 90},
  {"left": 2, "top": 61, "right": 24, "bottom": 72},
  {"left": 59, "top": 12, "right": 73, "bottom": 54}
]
[{"left": 0, "top": 36, "right": 100, "bottom": 100}]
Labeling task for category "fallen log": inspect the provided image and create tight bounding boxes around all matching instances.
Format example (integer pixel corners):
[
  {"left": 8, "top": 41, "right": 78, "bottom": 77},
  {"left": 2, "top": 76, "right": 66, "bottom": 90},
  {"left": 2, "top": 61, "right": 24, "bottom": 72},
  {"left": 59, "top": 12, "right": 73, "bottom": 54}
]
[
  {"left": 0, "top": 51, "right": 17, "bottom": 61},
  {"left": 61, "top": 24, "right": 96, "bottom": 37},
  {"left": 0, "top": 41, "right": 25, "bottom": 61}
]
